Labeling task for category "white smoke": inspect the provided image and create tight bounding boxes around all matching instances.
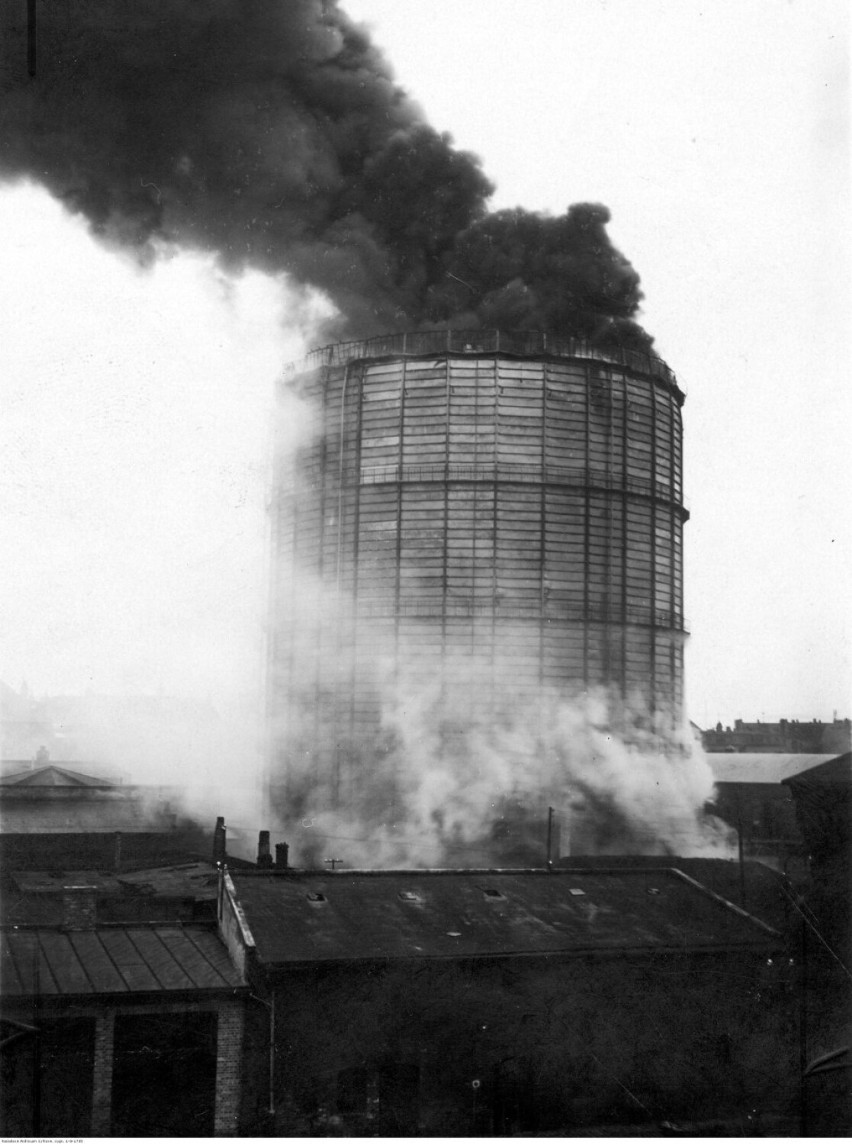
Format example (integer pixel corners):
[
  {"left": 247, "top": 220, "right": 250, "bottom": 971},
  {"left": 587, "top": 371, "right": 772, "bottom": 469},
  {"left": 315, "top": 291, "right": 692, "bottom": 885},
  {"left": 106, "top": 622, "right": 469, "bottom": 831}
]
[{"left": 269, "top": 575, "right": 734, "bottom": 868}]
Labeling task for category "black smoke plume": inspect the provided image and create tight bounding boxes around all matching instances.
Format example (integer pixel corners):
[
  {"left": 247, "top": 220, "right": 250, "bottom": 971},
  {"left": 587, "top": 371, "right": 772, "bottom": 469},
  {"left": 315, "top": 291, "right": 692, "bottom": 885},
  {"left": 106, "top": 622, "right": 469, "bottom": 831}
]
[{"left": 0, "top": 0, "right": 650, "bottom": 347}]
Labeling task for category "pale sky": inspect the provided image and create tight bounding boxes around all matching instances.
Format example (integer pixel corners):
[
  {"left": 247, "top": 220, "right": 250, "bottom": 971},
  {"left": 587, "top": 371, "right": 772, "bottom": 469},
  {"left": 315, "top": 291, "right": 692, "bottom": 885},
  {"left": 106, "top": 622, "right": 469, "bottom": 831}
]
[{"left": 1, "top": 0, "right": 849, "bottom": 728}]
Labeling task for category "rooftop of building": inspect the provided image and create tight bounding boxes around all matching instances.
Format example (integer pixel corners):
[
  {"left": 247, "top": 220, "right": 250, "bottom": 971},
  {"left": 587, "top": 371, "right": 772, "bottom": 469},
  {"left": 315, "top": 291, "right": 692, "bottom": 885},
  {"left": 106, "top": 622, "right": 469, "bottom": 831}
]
[
  {"left": 554, "top": 855, "right": 791, "bottom": 930},
  {"left": 707, "top": 753, "right": 840, "bottom": 785},
  {"left": 782, "top": 752, "right": 851, "bottom": 787},
  {"left": 0, "top": 763, "right": 115, "bottom": 788},
  {"left": 0, "top": 923, "right": 242, "bottom": 999},
  {"left": 701, "top": 717, "right": 851, "bottom": 757},
  {"left": 227, "top": 866, "right": 779, "bottom": 967}
]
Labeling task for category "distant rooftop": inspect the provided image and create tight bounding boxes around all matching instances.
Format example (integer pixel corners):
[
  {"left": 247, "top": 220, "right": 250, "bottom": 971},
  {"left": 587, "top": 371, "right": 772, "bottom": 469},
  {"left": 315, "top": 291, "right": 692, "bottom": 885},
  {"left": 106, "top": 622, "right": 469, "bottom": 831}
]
[
  {"left": 707, "top": 754, "right": 839, "bottom": 785},
  {"left": 0, "top": 764, "right": 115, "bottom": 789},
  {"left": 783, "top": 752, "right": 851, "bottom": 787}
]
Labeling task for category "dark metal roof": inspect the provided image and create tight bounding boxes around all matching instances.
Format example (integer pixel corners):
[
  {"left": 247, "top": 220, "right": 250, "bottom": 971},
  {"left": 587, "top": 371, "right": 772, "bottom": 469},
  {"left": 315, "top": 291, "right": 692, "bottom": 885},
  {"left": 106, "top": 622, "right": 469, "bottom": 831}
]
[
  {"left": 555, "top": 856, "right": 789, "bottom": 931},
  {"left": 230, "top": 868, "right": 778, "bottom": 966},
  {"left": 1, "top": 925, "right": 242, "bottom": 997}
]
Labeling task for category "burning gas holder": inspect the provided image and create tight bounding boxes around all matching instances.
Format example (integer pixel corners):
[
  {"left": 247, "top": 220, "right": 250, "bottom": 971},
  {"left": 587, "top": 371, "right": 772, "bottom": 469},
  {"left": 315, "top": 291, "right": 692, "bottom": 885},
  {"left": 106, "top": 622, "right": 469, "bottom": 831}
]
[{"left": 0, "top": 1, "right": 732, "bottom": 867}]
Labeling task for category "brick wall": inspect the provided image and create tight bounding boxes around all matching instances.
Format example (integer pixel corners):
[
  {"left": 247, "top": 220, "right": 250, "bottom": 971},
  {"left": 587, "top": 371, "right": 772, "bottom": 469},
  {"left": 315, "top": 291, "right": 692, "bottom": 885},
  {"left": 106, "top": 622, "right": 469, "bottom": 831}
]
[
  {"left": 61, "top": 887, "right": 97, "bottom": 930},
  {"left": 214, "top": 996, "right": 245, "bottom": 1136},
  {"left": 91, "top": 1013, "right": 115, "bottom": 1134},
  {"left": 6, "top": 998, "right": 243, "bottom": 1137}
]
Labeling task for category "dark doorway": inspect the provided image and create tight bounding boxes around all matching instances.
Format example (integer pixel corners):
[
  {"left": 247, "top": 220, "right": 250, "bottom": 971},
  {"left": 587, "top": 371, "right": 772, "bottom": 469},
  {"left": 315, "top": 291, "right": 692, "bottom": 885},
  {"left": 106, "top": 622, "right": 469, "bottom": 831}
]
[
  {"left": 0, "top": 1016, "right": 94, "bottom": 1136},
  {"left": 111, "top": 1010, "right": 217, "bottom": 1137}
]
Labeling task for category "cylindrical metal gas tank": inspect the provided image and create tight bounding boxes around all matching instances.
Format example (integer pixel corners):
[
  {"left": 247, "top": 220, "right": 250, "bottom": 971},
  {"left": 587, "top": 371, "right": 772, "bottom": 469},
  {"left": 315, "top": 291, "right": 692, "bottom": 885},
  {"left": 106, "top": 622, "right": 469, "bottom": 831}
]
[{"left": 269, "top": 329, "right": 687, "bottom": 818}]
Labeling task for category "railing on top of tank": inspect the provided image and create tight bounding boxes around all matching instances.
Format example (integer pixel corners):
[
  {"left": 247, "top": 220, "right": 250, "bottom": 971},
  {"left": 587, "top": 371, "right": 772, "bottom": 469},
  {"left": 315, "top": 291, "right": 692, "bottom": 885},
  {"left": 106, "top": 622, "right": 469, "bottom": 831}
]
[
  {"left": 359, "top": 460, "right": 687, "bottom": 510},
  {"left": 354, "top": 599, "right": 688, "bottom": 631},
  {"left": 292, "top": 329, "right": 681, "bottom": 390}
]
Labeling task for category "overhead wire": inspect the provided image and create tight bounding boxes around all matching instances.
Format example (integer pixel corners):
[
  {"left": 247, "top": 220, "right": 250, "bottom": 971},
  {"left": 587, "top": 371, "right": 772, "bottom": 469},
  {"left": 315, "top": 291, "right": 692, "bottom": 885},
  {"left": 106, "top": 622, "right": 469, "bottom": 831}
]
[{"left": 779, "top": 882, "right": 851, "bottom": 981}]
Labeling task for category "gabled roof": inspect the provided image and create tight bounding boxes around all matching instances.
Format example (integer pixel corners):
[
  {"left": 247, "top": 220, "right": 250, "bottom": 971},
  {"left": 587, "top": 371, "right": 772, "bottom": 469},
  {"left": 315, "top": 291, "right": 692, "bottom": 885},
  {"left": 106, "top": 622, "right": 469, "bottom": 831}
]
[
  {"left": 0, "top": 765, "right": 114, "bottom": 789},
  {"left": 229, "top": 868, "right": 779, "bottom": 967},
  {"left": 707, "top": 754, "right": 837, "bottom": 785},
  {"left": 0, "top": 925, "right": 242, "bottom": 998}
]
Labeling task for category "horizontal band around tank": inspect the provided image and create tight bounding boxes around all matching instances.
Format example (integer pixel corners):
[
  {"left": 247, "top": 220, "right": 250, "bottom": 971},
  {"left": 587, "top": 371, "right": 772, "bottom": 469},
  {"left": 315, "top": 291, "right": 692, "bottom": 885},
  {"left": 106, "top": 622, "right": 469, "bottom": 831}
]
[
  {"left": 291, "top": 328, "right": 684, "bottom": 399},
  {"left": 358, "top": 461, "right": 689, "bottom": 517},
  {"left": 350, "top": 599, "right": 688, "bottom": 631}
]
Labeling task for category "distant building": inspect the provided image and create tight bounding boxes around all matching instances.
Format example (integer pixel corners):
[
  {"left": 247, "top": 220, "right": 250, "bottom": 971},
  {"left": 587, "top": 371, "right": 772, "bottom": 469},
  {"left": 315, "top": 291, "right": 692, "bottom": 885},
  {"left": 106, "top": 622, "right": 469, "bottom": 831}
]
[
  {"left": 702, "top": 717, "right": 851, "bottom": 755},
  {"left": 0, "top": 681, "right": 229, "bottom": 788},
  {"left": 705, "top": 753, "right": 840, "bottom": 867},
  {"left": 0, "top": 758, "right": 205, "bottom": 870}
]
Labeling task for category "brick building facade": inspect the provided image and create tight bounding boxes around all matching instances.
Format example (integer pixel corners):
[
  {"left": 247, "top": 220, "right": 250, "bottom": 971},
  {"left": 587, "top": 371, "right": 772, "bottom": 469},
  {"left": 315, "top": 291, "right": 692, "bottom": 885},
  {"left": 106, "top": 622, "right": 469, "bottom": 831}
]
[
  {"left": 220, "top": 867, "right": 798, "bottom": 1136},
  {"left": 0, "top": 879, "right": 246, "bottom": 1137}
]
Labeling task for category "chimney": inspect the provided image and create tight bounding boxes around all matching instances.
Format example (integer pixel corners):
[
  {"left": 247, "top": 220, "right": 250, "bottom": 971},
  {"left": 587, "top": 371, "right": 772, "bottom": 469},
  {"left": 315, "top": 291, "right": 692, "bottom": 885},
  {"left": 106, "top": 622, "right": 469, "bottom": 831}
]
[
  {"left": 62, "top": 885, "right": 97, "bottom": 931},
  {"left": 212, "top": 816, "right": 226, "bottom": 864},
  {"left": 275, "top": 842, "right": 289, "bottom": 870},
  {"left": 257, "top": 830, "right": 273, "bottom": 869}
]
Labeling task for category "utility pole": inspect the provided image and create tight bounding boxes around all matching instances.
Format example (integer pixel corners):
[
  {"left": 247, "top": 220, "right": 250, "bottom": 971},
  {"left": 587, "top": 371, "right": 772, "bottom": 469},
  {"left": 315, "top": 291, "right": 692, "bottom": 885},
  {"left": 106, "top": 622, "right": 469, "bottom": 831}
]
[
  {"left": 32, "top": 945, "right": 41, "bottom": 1134},
  {"left": 735, "top": 791, "right": 746, "bottom": 908},
  {"left": 799, "top": 917, "right": 808, "bottom": 1136},
  {"left": 27, "top": 0, "right": 37, "bottom": 77},
  {"left": 545, "top": 807, "right": 555, "bottom": 869}
]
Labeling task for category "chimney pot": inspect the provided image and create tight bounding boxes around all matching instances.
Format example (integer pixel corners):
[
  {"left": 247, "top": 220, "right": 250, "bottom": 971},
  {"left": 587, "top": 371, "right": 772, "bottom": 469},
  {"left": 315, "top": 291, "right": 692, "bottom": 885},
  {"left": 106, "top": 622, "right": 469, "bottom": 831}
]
[
  {"left": 61, "top": 886, "right": 97, "bottom": 930},
  {"left": 213, "top": 817, "right": 227, "bottom": 864},
  {"left": 257, "top": 830, "right": 273, "bottom": 868}
]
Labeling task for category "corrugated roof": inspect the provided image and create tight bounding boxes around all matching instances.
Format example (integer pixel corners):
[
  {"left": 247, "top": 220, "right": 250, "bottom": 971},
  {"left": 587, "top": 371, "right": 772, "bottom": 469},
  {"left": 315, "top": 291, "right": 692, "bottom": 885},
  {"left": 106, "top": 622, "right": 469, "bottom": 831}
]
[
  {"left": 707, "top": 753, "right": 837, "bottom": 785},
  {"left": 230, "top": 868, "right": 778, "bottom": 966},
  {"left": 0, "top": 925, "right": 242, "bottom": 997}
]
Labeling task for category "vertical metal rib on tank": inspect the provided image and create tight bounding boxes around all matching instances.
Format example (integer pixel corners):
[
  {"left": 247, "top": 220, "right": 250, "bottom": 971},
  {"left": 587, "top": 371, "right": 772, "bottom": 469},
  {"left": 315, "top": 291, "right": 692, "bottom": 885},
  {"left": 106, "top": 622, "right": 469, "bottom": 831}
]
[{"left": 269, "top": 330, "right": 688, "bottom": 813}]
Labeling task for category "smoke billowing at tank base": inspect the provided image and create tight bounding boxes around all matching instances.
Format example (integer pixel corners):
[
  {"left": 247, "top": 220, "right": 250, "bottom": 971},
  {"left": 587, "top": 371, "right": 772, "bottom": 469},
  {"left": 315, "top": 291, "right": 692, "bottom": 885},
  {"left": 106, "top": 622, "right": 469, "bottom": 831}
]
[
  {"left": 269, "top": 329, "right": 731, "bottom": 868},
  {"left": 0, "top": 0, "right": 649, "bottom": 351},
  {"left": 0, "top": 1, "right": 726, "bottom": 862},
  {"left": 272, "top": 573, "right": 732, "bottom": 868}
]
